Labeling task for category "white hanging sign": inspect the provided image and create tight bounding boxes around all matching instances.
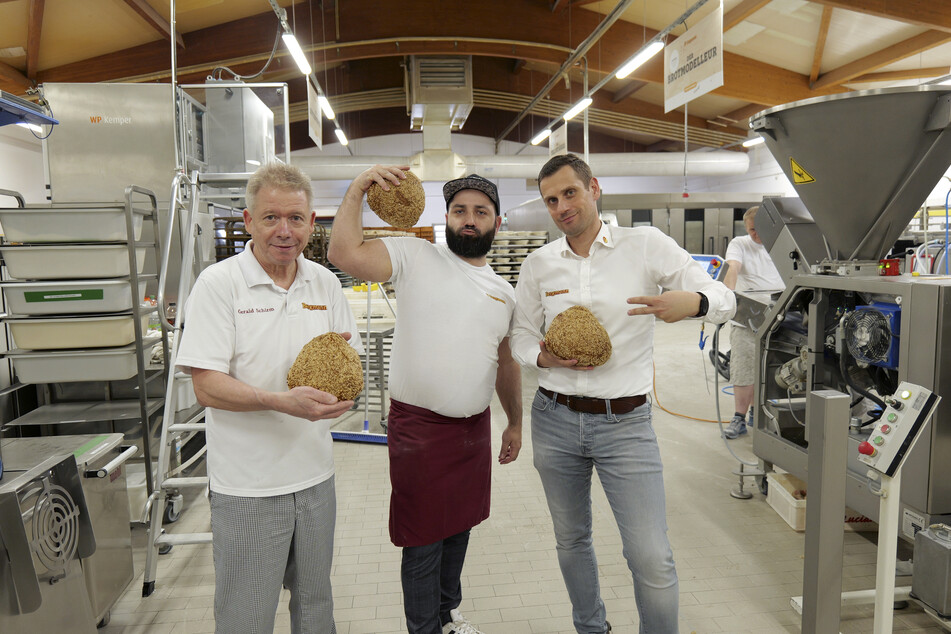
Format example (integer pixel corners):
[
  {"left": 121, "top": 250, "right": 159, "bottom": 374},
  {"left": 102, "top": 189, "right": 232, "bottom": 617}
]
[
  {"left": 664, "top": 3, "right": 723, "bottom": 113},
  {"left": 307, "top": 79, "right": 322, "bottom": 149}
]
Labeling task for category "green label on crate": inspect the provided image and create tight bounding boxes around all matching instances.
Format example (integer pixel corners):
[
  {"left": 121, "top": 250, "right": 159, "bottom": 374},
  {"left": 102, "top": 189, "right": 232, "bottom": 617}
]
[{"left": 24, "top": 289, "right": 105, "bottom": 303}]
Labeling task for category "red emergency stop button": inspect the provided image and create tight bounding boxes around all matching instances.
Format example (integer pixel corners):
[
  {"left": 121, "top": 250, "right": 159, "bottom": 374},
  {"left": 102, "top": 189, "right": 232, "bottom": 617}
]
[{"left": 859, "top": 441, "right": 877, "bottom": 457}]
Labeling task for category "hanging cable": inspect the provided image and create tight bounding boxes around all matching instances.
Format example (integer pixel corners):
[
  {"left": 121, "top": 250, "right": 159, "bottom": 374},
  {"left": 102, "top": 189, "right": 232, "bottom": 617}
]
[{"left": 211, "top": 25, "right": 282, "bottom": 81}]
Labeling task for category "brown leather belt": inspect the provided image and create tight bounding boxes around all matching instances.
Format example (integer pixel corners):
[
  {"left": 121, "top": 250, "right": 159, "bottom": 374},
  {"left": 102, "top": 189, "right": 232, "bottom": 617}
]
[{"left": 538, "top": 387, "right": 647, "bottom": 415}]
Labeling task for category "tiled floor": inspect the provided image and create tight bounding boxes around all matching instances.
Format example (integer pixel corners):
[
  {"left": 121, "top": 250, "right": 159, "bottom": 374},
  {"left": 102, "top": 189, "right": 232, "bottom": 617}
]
[{"left": 99, "top": 320, "right": 946, "bottom": 633}]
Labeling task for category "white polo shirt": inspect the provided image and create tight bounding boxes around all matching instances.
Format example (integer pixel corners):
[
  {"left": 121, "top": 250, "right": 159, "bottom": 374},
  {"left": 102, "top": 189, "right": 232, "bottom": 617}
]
[
  {"left": 382, "top": 237, "right": 515, "bottom": 418},
  {"left": 176, "top": 245, "right": 362, "bottom": 497},
  {"left": 725, "top": 234, "right": 785, "bottom": 293},
  {"left": 511, "top": 223, "right": 735, "bottom": 399}
]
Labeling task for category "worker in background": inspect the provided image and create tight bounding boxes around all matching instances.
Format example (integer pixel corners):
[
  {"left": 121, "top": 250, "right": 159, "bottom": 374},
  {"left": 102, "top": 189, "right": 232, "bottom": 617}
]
[
  {"left": 721, "top": 205, "right": 786, "bottom": 439},
  {"left": 510, "top": 153, "right": 735, "bottom": 634},
  {"left": 328, "top": 167, "right": 522, "bottom": 634},
  {"left": 176, "top": 163, "right": 361, "bottom": 634}
]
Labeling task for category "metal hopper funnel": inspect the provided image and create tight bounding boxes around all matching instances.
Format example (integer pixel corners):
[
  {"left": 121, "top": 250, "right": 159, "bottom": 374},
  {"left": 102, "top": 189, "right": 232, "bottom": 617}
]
[{"left": 750, "top": 86, "right": 951, "bottom": 261}]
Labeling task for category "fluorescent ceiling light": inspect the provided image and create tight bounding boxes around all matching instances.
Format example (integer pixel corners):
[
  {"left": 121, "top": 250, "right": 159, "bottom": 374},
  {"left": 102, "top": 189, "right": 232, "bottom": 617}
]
[
  {"left": 563, "top": 97, "right": 593, "bottom": 121},
  {"left": 334, "top": 128, "right": 349, "bottom": 146},
  {"left": 246, "top": 159, "right": 261, "bottom": 166},
  {"left": 742, "top": 136, "right": 765, "bottom": 147},
  {"left": 15, "top": 122, "right": 42, "bottom": 133},
  {"left": 616, "top": 41, "right": 664, "bottom": 79},
  {"left": 317, "top": 95, "right": 335, "bottom": 120},
  {"left": 282, "top": 32, "right": 312, "bottom": 75},
  {"left": 530, "top": 129, "right": 552, "bottom": 145}
]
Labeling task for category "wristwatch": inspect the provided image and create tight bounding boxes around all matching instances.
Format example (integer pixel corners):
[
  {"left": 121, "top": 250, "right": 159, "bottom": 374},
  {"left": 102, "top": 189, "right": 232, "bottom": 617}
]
[{"left": 695, "top": 292, "right": 709, "bottom": 318}]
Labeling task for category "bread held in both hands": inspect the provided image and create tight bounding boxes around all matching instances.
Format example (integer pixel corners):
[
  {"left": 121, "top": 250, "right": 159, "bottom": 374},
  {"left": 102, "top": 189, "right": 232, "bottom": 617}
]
[
  {"left": 287, "top": 332, "right": 364, "bottom": 401},
  {"left": 366, "top": 171, "right": 426, "bottom": 228},
  {"left": 544, "top": 305, "right": 612, "bottom": 367}
]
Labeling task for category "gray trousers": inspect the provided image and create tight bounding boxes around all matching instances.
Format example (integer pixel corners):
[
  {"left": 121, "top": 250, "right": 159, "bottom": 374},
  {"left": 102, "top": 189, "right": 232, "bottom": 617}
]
[{"left": 210, "top": 477, "right": 337, "bottom": 634}]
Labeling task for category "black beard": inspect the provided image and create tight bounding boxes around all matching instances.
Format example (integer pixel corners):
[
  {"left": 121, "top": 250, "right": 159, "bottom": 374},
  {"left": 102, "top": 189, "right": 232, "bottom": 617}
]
[{"left": 446, "top": 224, "right": 496, "bottom": 258}]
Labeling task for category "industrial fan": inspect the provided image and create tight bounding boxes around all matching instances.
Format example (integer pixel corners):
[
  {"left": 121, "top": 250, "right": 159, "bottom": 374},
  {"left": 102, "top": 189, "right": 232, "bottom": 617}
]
[{"left": 843, "top": 302, "right": 901, "bottom": 369}]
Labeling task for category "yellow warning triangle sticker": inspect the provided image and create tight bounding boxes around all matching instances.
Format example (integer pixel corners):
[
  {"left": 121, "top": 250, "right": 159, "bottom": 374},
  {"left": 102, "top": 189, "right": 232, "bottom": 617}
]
[{"left": 790, "top": 158, "right": 815, "bottom": 184}]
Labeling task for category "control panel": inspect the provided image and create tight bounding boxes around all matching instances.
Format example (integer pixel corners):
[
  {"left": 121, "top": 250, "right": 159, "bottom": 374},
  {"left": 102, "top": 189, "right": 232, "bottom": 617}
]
[
  {"left": 857, "top": 381, "right": 941, "bottom": 476},
  {"left": 690, "top": 254, "right": 724, "bottom": 279}
]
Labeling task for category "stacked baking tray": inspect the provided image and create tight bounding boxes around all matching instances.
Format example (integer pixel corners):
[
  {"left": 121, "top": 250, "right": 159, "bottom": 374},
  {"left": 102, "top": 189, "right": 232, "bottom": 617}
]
[
  {"left": 486, "top": 230, "right": 548, "bottom": 285},
  {"left": 0, "top": 205, "right": 159, "bottom": 383}
]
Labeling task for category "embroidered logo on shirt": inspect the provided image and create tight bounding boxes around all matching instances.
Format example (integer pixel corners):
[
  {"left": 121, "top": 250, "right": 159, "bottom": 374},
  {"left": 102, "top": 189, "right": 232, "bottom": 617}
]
[
  {"left": 545, "top": 289, "right": 570, "bottom": 297},
  {"left": 486, "top": 293, "right": 507, "bottom": 305},
  {"left": 302, "top": 303, "right": 327, "bottom": 311}
]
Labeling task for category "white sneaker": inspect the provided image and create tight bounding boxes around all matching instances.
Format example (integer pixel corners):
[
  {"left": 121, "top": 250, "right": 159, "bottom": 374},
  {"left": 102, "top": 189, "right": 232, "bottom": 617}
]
[{"left": 442, "top": 608, "right": 484, "bottom": 634}]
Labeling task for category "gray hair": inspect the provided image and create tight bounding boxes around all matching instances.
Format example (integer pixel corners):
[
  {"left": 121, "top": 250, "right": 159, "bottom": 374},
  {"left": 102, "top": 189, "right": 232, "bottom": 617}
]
[
  {"left": 246, "top": 163, "right": 314, "bottom": 212},
  {"left": 743, "top": 205, "right": 760, "bottom": 222}
]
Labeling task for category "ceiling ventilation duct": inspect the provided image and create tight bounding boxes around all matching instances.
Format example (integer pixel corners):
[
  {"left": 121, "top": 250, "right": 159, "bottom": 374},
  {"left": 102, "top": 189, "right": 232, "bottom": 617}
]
[
  {"left": 407, "top": 55, "right": 473, "bottom": 132},
  {"left": 406, "top": 56, "right": 473, "bottom": 182}
]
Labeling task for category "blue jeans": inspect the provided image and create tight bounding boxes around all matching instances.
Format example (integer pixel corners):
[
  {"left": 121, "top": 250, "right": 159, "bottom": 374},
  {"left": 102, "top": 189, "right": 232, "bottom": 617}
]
[
  {"left": 531, "top": 389, "right": 678, "bottom": 634},
  {"left": 401, "top": 529, "right": 470, "bottom": 634}
]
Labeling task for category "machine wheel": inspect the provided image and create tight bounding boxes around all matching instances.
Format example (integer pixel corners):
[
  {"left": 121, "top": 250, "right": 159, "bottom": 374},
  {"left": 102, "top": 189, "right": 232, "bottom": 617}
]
[
  {"left": 756, "top": 475, "right": 768, "bottom": 497},
  {"left": 163, "top": 493, "right": 183, "bottom": 524},
  {"left": 97, "top": 610, "right": 111, "bottom": 628},
  {"left": 159, "top": 542, "right": 174, "bottom": 555}
]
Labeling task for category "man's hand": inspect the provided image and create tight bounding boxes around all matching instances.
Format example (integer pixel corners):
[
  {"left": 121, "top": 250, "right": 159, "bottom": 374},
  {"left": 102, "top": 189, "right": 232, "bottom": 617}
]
[
  {"left": 355, "top": 164, "right": 410, "bottom": 194},
  {"left": 278, "top": 387, "right": 354, "bottom": 421},
  {"left": 498, "top": 425, "right": 522, "bottom": 464},
  {"left": 627, "top": 291, "right": 701, "bottom": 323},
  {"left": 536, "top": 340, "right": 594, "bottom": 371}
]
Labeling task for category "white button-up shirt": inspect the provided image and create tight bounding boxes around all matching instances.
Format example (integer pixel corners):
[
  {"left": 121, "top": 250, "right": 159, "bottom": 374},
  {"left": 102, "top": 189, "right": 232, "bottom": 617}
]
[{"left": 511, "top": 223, "right": 735, "bottom": 399}]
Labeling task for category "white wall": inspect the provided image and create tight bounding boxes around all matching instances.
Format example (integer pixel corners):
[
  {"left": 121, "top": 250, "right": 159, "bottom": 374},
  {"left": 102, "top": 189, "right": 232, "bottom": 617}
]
[{"left": 0, "top": 125, "right": 46, "bottom": 205}]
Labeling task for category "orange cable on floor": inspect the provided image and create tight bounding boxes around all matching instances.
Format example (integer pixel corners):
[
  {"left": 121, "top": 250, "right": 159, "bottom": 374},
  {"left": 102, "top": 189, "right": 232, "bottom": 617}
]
[{"left": 651, "top": 362, "right": 722, "bottom": 423}]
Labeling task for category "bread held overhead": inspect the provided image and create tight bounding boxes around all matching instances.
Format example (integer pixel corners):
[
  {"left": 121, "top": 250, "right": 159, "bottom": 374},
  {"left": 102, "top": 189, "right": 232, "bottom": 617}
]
[
  {"left": 366, "top": 171, "right": 426, "bottom": 228},
  {"left": 544, "top": 305, "right": 612, "bottom": 367},
  {"left": 287, "top": 332, "right": 364, "bottom": 400}
]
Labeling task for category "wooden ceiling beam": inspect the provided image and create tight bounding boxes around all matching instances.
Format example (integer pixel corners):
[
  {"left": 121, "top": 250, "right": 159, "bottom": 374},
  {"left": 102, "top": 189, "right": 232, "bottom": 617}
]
[
  {"left": 809, "top": 5, "right": 833, "bottom": 86},
  {"left": 720, "top": 103, "right": 769, "bottom": 123},
  {"left": 611, "top": 79, "right": 646, "bottom": 103},
  {"left": 26, "top": 0, "right": 44, "bottom": 80},
  {"left": 852, "top": 67, "right": 949, "bottom": 82},
  {"left": 812, "top": 30, "right": 951, "bottom": 90},
  {"left": 811, "top": 0, "right": 951, "bottom": 33},
  {"left": 12, "top": 1, "right": 846, "bottom": 109},
  {"left": 0, "top": 60, "right": 32, "bottom": 90},
  {"left": 723, "top": 0, "right": 771, "bottom": 32},
  {"left": 122, "top": 0, "right": 185, "bottom": 48}
]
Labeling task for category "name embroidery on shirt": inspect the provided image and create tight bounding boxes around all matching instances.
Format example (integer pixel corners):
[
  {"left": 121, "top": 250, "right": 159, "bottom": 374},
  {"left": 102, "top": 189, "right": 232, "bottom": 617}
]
[
  {"left": 302, "top": 303, "right": 328, "bottom": 311},
  {"left": 545, "top": 289, "right": 570, "bottom": 297},
  {"left": 486, "top": 293, "right": 507, "bottom": 305},
  {"left": 237, "top": 307, "right": 275, "bottom": 314}
]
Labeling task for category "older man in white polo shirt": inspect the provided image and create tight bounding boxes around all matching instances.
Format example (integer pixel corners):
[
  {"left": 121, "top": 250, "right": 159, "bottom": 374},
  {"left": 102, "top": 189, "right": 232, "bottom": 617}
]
[
  {"left": 328, "top": 166, "right": 521, "bottom": 634},
  {"left": 177, "top": 163, "right": 361, "bottom": 634}
]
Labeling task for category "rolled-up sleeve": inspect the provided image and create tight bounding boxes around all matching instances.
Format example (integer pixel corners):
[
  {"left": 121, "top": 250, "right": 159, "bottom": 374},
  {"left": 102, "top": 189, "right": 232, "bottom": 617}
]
[{"left": 647, "top": 229, "right": 736, "bottom": 325}]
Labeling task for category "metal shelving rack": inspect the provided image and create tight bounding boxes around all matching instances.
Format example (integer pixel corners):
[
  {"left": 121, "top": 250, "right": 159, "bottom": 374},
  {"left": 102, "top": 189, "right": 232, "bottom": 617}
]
[{"left": 0, "top": 186, "right": 170, "bottom": 496}]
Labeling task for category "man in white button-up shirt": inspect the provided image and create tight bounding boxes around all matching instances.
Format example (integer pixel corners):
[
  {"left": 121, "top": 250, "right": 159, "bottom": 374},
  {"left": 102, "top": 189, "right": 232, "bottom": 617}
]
[{"left": 510, "top": 154, "right": 735, "bottom": 634}]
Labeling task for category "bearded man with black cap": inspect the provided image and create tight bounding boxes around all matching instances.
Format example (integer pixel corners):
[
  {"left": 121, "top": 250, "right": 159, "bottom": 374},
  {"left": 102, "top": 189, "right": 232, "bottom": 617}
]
[{"left": 329, "top": 165, "right": 522, "bottom": 634}]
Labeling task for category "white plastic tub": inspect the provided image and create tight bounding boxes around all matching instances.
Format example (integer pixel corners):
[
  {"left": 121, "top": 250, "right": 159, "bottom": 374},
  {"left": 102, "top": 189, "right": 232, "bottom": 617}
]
[
  {"left": 0, "top": 279, "right": 146, "bottom": 315},
  {"left": 7, "top": 310, "right": 152, "bottom": 350},
  {"left": 0, "top": 244, "right": 147, "bottom": 280},
  {"left": 0, "top": 205, "right": 146, "bottom": 242},
  {"left": 7, "top": 339, "right": 157, "bottom": 383}
]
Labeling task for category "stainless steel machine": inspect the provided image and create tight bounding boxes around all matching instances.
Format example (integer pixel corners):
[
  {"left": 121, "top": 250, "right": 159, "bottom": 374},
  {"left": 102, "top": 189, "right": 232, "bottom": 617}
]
[
  {"left": 750, "top": 86, "right": 951, "bottom": 534},
  {"left": 747, "top": 86, "right": 951, "bottom": 624},
  {"left": 0, "top": 447, "right": 96, "bottom": 632},
  {"left": 0, "top": 433, "right": 135, "bottom": 631}
]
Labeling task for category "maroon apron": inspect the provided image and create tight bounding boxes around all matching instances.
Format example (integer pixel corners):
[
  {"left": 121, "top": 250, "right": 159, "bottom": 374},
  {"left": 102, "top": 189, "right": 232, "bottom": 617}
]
[{"left": 387, "top": 398, "right": 492, "bottom": 547}]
